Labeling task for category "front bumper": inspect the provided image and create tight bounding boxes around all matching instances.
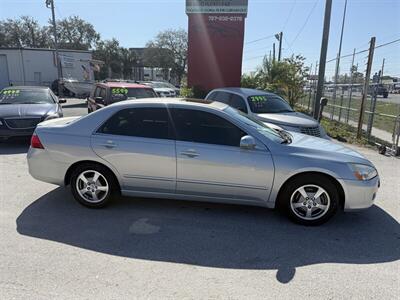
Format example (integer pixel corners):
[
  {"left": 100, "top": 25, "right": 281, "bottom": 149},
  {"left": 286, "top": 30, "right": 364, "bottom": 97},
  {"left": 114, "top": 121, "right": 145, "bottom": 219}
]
[
  {"left": 340, "top": 176, "right": 380, "bottom": 211},
  {"left": 0, "top": 127, "right": 35, "bottom": 139}
]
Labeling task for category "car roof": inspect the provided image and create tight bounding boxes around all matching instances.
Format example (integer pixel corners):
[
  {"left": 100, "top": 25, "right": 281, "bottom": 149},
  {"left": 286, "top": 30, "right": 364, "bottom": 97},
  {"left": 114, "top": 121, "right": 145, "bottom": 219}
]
[
  {"left": 211, "top": 87, "right": 278, "bottom": 97},
  {"left": 2, "top": 86, "right": 50, "bottom": 91},
  {"left": 111, "top": 97, "right": 228, "bottom": 110},
  {"left": 98, "top": 82, "right": 151, "bottom": 89}
]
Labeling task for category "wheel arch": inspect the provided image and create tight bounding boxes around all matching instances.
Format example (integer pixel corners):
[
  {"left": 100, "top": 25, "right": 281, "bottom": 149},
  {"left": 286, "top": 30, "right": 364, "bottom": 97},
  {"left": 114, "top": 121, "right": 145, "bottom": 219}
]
[
  {"left": 276, "top": 171, "right": 345, "bottom": 209},
  {"left": 64, "top": 160, "right": 121, "bottom": 192}
]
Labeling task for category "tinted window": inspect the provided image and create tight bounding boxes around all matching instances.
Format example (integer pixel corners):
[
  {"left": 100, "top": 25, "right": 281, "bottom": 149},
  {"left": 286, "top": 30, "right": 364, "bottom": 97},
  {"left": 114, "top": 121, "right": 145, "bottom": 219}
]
[
  {"left": 230, "top": 94, "right": 248, "bottom": 113},
  {"left": 0, "top": 88, "right": 53, "bottom": 104},
  {"left": 99, "top": 108, "right": 171, "bottom": 140},
  {"left": 215, "top": 92, "right": 231, "bottom": 104},
  {"left": 99, "top": 88, "right": 106, "bottom": 98},
  {"left": 94, "top": 87, "right": 102, "bottom": 98},
  {"left": 171, "top": 109, "right": 246, "bottom": 147},
  {"left": 247, "top": 94, "right": 294, "bottom": 113},
  {"left": 207, "top": 91, "right": 220, "bottom": 101}
]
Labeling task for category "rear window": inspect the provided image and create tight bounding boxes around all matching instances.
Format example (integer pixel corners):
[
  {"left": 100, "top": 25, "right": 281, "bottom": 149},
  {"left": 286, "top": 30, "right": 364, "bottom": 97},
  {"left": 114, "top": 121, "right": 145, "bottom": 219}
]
[
  {"left": 0, "top": 89, "right": 53, "bottom": 104},
  {"left": 110, "top": 87, "right": 157, "bottom": 102}
]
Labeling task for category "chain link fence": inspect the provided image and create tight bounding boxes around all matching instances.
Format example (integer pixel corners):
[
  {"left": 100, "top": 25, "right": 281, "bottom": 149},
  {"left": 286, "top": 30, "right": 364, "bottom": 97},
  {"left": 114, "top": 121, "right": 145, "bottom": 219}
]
[{"left": 299, "top": 82, "right": 400, "bottom": 152}]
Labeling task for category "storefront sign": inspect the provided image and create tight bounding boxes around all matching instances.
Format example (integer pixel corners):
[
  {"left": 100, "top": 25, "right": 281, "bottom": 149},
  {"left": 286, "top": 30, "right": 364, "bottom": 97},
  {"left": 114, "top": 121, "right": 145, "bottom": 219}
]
[{"left": 186, "top": 0, "right": 248, "bottom": 14}]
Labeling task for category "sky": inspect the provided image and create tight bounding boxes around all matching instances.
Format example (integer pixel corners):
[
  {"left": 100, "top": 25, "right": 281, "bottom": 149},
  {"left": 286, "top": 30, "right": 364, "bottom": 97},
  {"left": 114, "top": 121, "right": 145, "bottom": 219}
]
[{"left": 1, "top": 0, "right": 399, "bottom": 79}]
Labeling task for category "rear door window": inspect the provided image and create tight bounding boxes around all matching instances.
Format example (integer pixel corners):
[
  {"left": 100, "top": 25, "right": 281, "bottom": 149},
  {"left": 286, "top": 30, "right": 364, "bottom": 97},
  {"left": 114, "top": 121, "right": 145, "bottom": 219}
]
[{"left": 98, "top": 107, "right": 172, "bottom": 140}]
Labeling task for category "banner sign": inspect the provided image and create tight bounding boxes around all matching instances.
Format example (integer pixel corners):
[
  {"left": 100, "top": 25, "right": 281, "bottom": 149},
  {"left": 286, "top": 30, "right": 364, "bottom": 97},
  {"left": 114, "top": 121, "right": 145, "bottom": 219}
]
[{"left": 186, "top": 0, "right": 248, "bottom": 14}]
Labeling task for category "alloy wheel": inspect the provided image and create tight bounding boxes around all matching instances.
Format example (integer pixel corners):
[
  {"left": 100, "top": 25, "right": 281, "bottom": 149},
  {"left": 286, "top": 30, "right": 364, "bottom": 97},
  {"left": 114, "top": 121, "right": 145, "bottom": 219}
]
[
  {"left": 76, "top": 170, "right": 109, "bottom": 203},
  {"left": 289, "top": 184, "right": 331, "bottom": 221}
]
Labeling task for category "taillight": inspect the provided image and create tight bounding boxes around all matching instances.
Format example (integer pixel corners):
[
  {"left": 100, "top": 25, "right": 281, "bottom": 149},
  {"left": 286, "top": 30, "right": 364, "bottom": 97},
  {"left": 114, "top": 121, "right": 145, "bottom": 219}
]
[{"left": 31, "top": 134, "right": 44, "bottom": 149}]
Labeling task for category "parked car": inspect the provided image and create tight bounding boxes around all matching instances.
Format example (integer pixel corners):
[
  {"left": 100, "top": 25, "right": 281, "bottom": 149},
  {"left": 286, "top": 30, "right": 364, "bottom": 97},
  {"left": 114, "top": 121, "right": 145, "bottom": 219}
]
[
  {"left": 368, "top": 84, "right": 389, "bottom": 98},
  {"left": 27, "top": 98, "right": 379, "bottom": 225},
  {"left": 0, "top": 86, "right": 65, "bottom": 141},
  {"left": 87, "top": 82, "right": 157, "bottom": 113},
  {"left": 205, "top": 88, "right": 328, "bottom": 139},
  {"left": 139, "top": 81, "right": 180, "bottom": 97}
]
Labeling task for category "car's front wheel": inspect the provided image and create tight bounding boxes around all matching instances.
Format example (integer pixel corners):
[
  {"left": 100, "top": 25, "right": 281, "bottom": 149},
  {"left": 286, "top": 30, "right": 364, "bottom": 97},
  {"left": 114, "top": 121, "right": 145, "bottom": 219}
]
[
  {"left": 279, "top": 176, "right": 339, "bottom": 225},
  {"left": 70, "top": 164, "right": 117, "bottom": 208}
]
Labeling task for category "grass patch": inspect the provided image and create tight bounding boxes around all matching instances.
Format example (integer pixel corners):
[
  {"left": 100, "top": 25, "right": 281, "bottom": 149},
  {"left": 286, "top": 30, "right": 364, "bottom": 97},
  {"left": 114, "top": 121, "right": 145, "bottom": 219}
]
[{"left": 299, "top": 94, "right": 400, "bottom": 133}]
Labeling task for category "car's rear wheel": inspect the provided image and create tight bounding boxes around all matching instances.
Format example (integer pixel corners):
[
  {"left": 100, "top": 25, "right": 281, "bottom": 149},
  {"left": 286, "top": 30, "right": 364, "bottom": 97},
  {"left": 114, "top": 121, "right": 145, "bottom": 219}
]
[
  {"left": 70, "top": 164, "right": 117, "bottom": 208},
  {"left": 278, "top": 176, "right": 339, "bottom": 225}
]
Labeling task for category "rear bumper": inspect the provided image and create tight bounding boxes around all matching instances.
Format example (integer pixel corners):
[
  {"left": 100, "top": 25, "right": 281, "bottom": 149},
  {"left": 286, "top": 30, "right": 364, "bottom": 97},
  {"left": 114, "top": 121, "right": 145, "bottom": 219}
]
[
  {"left": 340, "top": 176, "right": 380, "bottom": 211},
  {"left": 27, "top": 147, "right": 68, "bottom": 186}
]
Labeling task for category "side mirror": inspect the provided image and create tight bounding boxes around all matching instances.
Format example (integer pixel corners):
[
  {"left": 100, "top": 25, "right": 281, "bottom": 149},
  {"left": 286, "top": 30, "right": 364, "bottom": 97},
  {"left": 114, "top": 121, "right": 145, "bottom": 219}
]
[
  {"left": 95, "top": 96, "right": 104, "bottom": 104},
  {"left": 58, "top": 98, "right": 67, "bottom": 104},
  {"left": 240, "top": 135, "right": 256, "bottom": 150},
  {"left": 318, "top": 97, "right": 328, "bottom": 123}
]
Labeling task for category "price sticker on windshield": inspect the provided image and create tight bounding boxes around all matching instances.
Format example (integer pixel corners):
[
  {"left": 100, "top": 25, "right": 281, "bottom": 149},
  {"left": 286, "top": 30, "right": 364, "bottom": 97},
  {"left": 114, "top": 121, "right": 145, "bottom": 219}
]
[
  {"left": 111, "top": 88, "right": 128, "bottom": 94},
  {"left": 249, "top": 95, "right": 268, "bottom": 109},
  {"left": 1, "top": 89, "right": 20, "bottom": 95}
]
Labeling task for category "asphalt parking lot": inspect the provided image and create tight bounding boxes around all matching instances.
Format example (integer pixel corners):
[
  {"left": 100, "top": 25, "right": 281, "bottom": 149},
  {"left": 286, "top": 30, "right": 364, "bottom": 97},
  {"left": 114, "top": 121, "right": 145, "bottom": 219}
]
[{"left": 0, "top": 99, "right": 399, "bottom": 299}]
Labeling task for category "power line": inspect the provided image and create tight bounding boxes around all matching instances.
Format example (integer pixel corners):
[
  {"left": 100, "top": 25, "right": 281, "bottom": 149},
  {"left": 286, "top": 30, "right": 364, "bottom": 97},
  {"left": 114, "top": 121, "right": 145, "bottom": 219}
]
[
  {"left": 282, "top": 0, "right": 297, "bottom": 31},
  {"left": 245, "top": 34, "right": 275, "bottom": 45},
  {"left": 326, "top": 38, "right": 400, "bottom": 63},
  {"left": 289, "top": 0, "right": 319, "bottom": 47}
]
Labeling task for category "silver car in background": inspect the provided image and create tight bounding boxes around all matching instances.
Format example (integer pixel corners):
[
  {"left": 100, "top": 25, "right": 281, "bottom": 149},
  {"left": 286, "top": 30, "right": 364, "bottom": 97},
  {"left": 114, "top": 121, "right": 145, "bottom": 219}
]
[
  {"left": 206, "top": 87, "right": 328, "bottom": 138},
  {"left": 27, "top": 98, "right": 379, "bottom": 225}
]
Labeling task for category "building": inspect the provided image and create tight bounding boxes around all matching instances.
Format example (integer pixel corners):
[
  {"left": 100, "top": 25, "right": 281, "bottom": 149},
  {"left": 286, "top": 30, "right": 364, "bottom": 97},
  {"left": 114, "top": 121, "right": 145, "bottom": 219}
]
[
  {"left": 130, "top": 47, "right": 172, "bottom": 83},
  {"left": 0, "top": 47, "right": 94, "bottom": 89}
]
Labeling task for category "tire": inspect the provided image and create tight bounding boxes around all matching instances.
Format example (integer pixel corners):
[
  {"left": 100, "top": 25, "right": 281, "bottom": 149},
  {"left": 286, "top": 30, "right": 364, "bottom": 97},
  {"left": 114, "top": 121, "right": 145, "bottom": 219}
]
[
  {"left": 70, "top": 163, "right": 118, "bottom": 208},
  {"left": 278, "top": 175, "right": 339, "bottom": 226}
]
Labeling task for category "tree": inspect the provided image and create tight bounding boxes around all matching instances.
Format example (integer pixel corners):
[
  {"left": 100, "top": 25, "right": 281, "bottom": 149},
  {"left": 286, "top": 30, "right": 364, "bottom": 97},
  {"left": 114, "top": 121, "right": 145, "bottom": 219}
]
[
  {"left": 243, "top": 55, "right": 309, "bottom": 106},
  {"left": 93, "top": 39, "right": 122, "bottom": 79},
  {"left": 53, "top": 16, "right": 100, "bottom": 50},
  {"left": 0, "top": 16, "right": 50, "bottom": 48},
  {"left": 145, "top": 29, "right": 188, "bottom": 84}
]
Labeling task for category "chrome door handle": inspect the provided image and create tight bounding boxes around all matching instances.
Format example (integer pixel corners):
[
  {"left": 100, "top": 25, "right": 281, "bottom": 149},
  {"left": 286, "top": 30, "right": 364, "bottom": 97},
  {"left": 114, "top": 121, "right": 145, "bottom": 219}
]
[
  {"left": 180, "top": 150, "right": 199, "bottom": 158},
  {"left": 100, "top": 141, "right": 117, "bottom": 149}
]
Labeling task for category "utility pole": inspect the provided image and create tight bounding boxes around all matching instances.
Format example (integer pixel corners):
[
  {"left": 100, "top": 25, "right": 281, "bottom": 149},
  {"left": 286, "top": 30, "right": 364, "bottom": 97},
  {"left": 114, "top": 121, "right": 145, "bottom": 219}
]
[
  {"left": 313, "top": 0, "right": 332, "bottom": 119},
  {"left": 277, "top": 32, "right": 283, "bottom": 61},
  {"left": 346, "top": 48, "right": 356, "bottom": 123},
  {"left": 357, "top": 37, "right": 376, "bottom": 139},
  {"left": 380, "top": 58, "right": 385, "bottom": 83},
  {"left": 46, "top": 0, "right": 63, "bottom": 97},
  {"left": 332, "top": 0, "right": 348, "bottom": 99},
  {"left": 273, "top": 43, "right": 276, "bottom": 61}
]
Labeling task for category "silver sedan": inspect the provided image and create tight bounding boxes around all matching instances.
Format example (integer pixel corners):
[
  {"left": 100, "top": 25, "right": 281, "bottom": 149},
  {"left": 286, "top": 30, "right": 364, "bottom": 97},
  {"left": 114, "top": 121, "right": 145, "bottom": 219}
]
[{"left": 27, "top": 98, "right": 380, "bottom": 225}]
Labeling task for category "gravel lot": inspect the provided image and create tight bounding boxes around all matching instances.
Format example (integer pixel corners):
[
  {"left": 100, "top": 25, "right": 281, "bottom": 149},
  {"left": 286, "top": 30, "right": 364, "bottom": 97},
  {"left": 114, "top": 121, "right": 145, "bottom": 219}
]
[{"left": 0, "top": 99, "right": 399, "bottom": 299}]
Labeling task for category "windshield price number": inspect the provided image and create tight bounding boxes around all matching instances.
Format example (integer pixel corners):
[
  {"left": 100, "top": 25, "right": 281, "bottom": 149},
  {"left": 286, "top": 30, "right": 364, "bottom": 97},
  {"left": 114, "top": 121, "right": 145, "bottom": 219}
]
[
  {"left": 1, "top": 89, "right": 20, "bottom": 95},
  {"left": 111, "top": 88, "right": 128, "bottom": 95}
]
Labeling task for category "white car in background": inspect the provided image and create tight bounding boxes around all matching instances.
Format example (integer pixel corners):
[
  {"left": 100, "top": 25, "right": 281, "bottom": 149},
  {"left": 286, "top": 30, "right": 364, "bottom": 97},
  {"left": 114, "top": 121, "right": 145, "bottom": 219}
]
[{"left": 139, "top": 81, "right": 180, "bottom": 97}]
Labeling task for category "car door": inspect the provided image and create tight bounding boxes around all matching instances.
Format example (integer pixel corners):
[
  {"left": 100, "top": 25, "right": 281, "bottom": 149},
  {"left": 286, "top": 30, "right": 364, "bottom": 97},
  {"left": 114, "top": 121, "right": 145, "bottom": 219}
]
[
  {"left": 170, "top": 108, "right": 274, "bottom": 203},
  {"left": 91, "top": 106, "right": 176, "bottom": 194}
]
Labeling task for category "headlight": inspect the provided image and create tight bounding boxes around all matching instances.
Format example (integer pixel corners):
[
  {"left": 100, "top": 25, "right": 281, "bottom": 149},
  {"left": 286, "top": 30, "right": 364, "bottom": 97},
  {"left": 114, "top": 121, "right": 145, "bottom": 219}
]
[
  {"left": 0, "top": 120, "right": 3, "bottom": 126},
  {"left": 45, "top": 113, "right": 60, "bottom": 121},
  {"left": 348, "top": 163, "right": 377, "bottom": 181}
]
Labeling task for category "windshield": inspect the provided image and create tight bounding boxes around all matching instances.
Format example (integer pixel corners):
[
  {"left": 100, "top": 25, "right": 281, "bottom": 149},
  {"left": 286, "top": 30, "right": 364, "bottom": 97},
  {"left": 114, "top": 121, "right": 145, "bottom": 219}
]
[
  {"left": 0, "top": 88, "right": 54, "bottom": 104},
  {"left": 226, "top": 107, "right": 285, "bottom": 143},
  {"left": 247, "top": 94, "right": 294, "bottom": 113},
  {"left": 110, "top": 87, "right": 157, "bottom": 101}
]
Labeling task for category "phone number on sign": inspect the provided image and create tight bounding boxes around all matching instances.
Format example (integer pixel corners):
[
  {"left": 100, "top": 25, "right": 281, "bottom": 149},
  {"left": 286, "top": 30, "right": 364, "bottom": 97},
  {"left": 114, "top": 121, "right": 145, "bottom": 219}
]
[{"left": 208, "top": 16, "right": 243, "bottom": 22}]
